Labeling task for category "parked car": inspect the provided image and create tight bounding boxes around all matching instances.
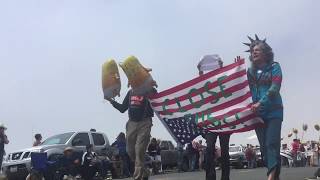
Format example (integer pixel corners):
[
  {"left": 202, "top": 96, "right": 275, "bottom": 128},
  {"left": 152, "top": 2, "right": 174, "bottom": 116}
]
[
  {"left": 229, "top": 145, "right": 247, "bottom": 169},
  {"left": 2, "top": 131, "right": 110, "bottom": 179},
  {"left": 159, "top": 140, "right": 175, "bottom": 151},
  {"left": 158, "top": 140, "right": 178, "bottom": 169}
]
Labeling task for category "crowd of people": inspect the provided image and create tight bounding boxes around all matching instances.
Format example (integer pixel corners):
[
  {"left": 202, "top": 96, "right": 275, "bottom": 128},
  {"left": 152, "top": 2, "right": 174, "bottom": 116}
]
[
  {"left": 3, "top": 127, "right": 318, "bottom": 180},
  {"left": 111, "top": 135, "right": 320, "bottom": 178},
  {"left": 281, "top": 139, "right": 320, "bottom": 168}
]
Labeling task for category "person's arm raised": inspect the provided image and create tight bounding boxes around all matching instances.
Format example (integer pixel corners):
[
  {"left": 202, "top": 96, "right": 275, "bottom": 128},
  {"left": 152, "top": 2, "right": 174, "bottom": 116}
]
[{"left": 109, "top": 91, "right": 130, "bottom": 113}]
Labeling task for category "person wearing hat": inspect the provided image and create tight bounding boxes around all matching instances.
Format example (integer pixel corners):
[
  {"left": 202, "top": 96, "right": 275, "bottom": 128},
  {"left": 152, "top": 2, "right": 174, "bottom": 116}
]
[
  {"left": 57, "top": 147, "right": 81, "bottom": 178},
  {"left": 0, "top": 123, "right": 9, "bottom": 170},
  {"left": 245, "top": 35, "right": 283, "bottom": 180}
]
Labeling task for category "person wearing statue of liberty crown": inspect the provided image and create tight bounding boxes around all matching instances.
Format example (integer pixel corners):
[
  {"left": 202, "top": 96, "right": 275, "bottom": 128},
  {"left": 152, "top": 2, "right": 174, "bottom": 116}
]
[{"left": 245, "top": 35, "right": 283, "bottom": 180}]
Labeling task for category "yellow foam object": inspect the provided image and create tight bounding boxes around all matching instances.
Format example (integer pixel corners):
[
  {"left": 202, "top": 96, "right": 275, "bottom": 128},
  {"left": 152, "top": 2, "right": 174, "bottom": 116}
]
[
  {"left": 102, "top": 59, "right": 121, "bottom": 98},
  {"left": 119, "top": 56, "right": 156, "bottom": 95}
]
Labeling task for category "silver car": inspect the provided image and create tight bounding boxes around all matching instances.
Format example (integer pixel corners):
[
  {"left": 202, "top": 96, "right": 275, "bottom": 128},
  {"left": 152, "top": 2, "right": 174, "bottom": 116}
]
[
  {"left": 2, "top": 131, "right": 110, "bottom": 179},
  {"left": 229, "top": 145, "right": 248, "bottom": 169}
]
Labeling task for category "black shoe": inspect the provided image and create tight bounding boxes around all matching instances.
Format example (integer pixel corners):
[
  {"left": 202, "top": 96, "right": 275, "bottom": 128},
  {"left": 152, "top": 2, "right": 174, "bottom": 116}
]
[{"left": 143, "top": 177, "right": 149, "bottom": 180}]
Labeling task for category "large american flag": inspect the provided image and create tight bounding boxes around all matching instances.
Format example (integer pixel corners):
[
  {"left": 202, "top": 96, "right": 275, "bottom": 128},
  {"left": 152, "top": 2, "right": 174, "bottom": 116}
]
[{"left": 149, "top": 59, "right": 264, "bottom": 144}]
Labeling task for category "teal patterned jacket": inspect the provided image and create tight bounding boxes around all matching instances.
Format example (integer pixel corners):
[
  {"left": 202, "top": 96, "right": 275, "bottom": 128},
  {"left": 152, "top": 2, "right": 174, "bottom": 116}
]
[{"left": 247, "top": 62, "right": 283, "bottom": 121}]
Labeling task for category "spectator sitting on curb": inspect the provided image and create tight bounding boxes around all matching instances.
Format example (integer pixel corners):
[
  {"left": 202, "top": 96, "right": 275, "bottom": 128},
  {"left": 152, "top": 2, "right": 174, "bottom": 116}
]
[
  {"left": 82, "top": 144, "right": 108, "bottom": 180},
  {"left": 57, "top": 147, "right": 82, "bottom": 179}
]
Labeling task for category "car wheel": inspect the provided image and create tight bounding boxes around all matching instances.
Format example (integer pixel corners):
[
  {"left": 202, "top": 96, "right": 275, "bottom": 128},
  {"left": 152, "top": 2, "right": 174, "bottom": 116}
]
[
  {"left": 182, "top": 161, "right": 189, "bottom": 172},
  {"left": 236, "top": 162, "right": 244, "bottom": 169}
]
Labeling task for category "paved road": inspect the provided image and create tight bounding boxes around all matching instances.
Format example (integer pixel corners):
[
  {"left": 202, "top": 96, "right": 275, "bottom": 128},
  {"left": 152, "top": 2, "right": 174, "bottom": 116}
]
[{"left": 125, "top": 167, "right": 318, "bottom": 180}]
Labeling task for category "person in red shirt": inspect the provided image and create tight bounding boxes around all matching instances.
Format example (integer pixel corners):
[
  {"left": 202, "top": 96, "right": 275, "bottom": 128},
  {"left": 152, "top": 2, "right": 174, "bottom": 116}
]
[
  {"left": 291, "top": 139, "right": 300, "bottom": 154},
  {"left": 245, "top": 144, "right": 255, "bottom": 169},
  {"left": 291, "top": 139, "right": 300, "bottom": 167}
]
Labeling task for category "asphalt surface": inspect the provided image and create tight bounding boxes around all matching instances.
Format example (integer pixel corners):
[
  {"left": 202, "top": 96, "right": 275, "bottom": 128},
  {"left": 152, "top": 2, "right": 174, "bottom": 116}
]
[{"left": 124, "top": 167, "right": 319, "bottom": 180}]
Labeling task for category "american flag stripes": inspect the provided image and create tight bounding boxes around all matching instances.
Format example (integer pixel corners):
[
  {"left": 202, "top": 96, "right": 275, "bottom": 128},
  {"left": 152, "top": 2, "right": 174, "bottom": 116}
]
[{"left": 149, "top": 59, "right": 264, "bottom": 144}]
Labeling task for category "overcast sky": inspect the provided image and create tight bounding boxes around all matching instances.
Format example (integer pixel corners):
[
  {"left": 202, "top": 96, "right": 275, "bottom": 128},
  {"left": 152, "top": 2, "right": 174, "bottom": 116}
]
[{"left": 1, "top": 0, "right": 320, "bottom": 152}]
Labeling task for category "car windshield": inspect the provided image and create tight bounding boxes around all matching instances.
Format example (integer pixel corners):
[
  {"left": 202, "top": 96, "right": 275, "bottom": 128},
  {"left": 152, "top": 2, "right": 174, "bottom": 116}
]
[
  {"left": 229, "top": 146, "right": 241, "bottom": 152},
  {"left": 42, "top": 132, "right": 75, "bottom": 145}
]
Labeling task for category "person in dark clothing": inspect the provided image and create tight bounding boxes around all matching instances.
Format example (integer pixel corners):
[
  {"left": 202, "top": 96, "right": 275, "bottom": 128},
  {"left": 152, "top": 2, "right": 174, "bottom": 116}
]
[
  {"left": 299, "top": 143, "right": 306, "bottom": 152},
  {"left": 148, "top": 138, "right": 162, "bottom": 174},
  {"left": 57, "top": 147, "right": 82, "bottom": 177},
  {"left": 82, "top": 144, "right": 104, "bottom": 180},
  {"left": 106, "top": 89, "right": 156, "bottom": 180},
  {"left": 108, "top": 90, "right": 155, "bottom": 121},
  {"left": 112, "top": 132, "right": 130, "bottom": 177},
  {"left": 177, "top": 143, "right": 184, "bottom": 172},
  {"left": 206, "top": 133, "right": 231, "bottom": 180},
  {"left": 0, "top": 123, "right": 9, "bottom": 170},
  {"left": 186, "top": 143, "right": 197, "bottom": 171},
  {"left": 147, "top": 138, "right": 161, "bottom": 158},
  {"left": 197, "top": 55, "right": 232, "bottom": 180}
]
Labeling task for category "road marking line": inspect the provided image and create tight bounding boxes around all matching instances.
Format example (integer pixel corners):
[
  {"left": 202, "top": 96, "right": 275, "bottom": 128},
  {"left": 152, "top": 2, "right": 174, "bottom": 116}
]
[{"left": 239, "top": 170, "right": 254, "bottom": 173}]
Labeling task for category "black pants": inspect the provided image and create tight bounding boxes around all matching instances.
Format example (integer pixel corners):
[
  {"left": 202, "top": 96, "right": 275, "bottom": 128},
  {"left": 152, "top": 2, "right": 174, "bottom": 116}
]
[
  {"left": 82, "top": 165, "right": 99, "bottom": 180},
  {"left": 83, "top": 160, "right": 112, "bottom": 179},
  {"left": 59, "top": 164, "right": 81, "bottom": 177},
  {"left": 0, "top": 151, "right": 3, "bottom": 170},
  {"left": 205, "top": 133, "right": 230, "bottom": 180}
]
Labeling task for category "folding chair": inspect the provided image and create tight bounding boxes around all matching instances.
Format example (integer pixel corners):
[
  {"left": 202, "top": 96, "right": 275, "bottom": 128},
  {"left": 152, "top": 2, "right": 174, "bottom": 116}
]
[
  {"left": 31, "top": 152, "right": 48, "bottom": 172},
  {"left": 30, "top": 152, "right": 48, "bottom": 179}
]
